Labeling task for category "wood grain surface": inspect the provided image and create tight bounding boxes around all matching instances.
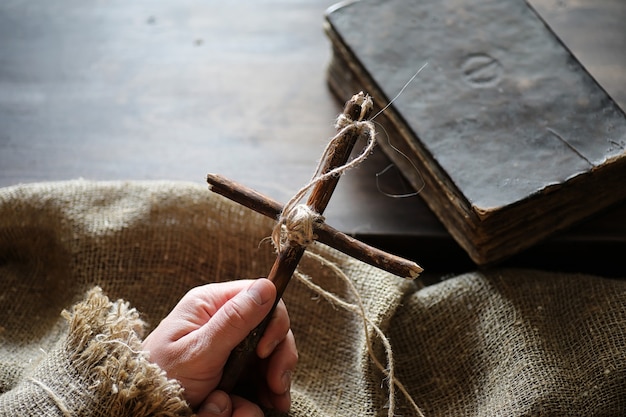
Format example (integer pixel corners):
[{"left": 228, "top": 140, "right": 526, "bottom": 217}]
[{"left": 0, "top": 0, "right": 624, "bottom": 275}]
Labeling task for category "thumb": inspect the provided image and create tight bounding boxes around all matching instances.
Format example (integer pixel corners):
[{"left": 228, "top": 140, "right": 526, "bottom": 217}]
[{"left": 204, "top": 278, "right": 276, "bottom": 360}]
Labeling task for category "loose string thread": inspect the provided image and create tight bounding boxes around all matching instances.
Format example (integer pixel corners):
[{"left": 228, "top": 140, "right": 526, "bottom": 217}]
[
  {"left": 374, "top": 121, "right": 425, "bottom": 199},
  {"left": 294, "top": 251, "right": 425, "bottom": 417},
  {"left": 271, "top": 93, "right": 376, "bottom": 251},
  {"left": 372, "top": 62, "right": 429, "bottom": 199},
  {"left": 28, "top": 378, "right": 73, "bottom": 417}
]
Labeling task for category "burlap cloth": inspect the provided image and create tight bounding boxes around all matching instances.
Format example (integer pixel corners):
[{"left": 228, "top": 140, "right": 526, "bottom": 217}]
[{"left": 0, "top": 180, "right": 624, "bottom": 416}]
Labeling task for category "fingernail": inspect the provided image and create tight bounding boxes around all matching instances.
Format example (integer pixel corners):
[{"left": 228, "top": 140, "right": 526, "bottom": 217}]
[
  {"left": 282, "top": 370, "right": 292, "bottom": 393},
  {"left": 247, "top": 279, "right": 273, "bottom": 305},
  {"left": 199, "top": 390, "right": 229, "bottom": 415},
  {"left": 201, "top": 403, "right": 224, "bottom": 415},
  {"left": 258, "top": 338, "right": 279, "bottom": 359},
  {"left": 200, "top": 397, "right": 227, "bottom": 415}
]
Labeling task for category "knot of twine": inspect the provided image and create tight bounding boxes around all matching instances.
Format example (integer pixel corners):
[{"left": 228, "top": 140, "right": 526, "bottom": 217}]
[{"left": 272, "top": 204, "right": 325, "bottom": 249}]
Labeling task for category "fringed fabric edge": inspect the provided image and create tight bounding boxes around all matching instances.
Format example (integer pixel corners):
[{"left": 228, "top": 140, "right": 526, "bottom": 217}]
[{"left": 62, "top": 287, "right": 194, "bottom": 416}]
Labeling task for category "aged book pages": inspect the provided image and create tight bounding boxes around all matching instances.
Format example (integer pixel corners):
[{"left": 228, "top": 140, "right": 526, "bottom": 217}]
[{"left": 325, "top": 0, "right": 626, "bottom": 264}]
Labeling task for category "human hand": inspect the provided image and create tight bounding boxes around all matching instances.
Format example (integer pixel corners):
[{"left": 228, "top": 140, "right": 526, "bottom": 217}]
[{"left": 141, "top": 278, "right": 297, "bottom": 416}]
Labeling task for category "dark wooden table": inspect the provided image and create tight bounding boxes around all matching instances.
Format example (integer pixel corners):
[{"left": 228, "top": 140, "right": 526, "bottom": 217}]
[{"left": 1, "top": 0, "right": 624, "bottom": 276}]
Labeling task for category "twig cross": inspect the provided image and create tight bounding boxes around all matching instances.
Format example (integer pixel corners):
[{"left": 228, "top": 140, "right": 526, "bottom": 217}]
[{"left": 206, "top": 92, "right": 422, "bottom": 393}]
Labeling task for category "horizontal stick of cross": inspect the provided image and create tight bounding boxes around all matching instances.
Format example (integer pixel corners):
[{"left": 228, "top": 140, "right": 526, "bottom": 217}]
[
  {"left": 206, "top": 173, "right": 423, "bottom": 279},
  {"left": 206, "top": 92, "right": 422, "bottom": 393}
]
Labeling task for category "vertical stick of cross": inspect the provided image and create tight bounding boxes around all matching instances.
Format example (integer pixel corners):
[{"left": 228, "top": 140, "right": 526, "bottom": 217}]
[{"left": 207, "top": 92, "right": 423, "bottom": 393}]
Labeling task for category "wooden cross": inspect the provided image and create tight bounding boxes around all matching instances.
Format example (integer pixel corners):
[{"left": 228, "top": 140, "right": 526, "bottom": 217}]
[{"left": 206, "top": 92, "right": 423, "bottom": 393}]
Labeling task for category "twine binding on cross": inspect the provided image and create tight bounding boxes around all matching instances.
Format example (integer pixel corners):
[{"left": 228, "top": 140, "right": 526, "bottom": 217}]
[
  {"left": 271, "top": 94, "right": 425, "bottom": 417},
  {"left": 272, "top": 93, "right": 376, "bottom": 252}
]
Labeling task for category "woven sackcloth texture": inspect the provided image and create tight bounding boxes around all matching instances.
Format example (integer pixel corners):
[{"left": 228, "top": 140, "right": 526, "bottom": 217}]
[{"left": 1, "top": 180, "right": 625, "bottom": 416}]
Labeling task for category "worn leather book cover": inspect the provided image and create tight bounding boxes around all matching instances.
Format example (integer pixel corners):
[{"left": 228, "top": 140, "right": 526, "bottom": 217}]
[{"left": 325, "top": 0, "right": 626, "bottom": 265}]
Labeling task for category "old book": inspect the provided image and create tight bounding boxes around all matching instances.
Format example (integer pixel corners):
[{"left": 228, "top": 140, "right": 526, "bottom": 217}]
[{"left": 324, "top": 0, "right": 626, "bottom": 265}]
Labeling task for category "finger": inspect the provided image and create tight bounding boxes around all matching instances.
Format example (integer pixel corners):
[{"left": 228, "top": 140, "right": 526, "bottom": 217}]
[
  {"left": 201, "top": 278, "right": 277, "bottom": 360},
  {"left": 196, "top": 390, "right": 232, "bottom": 417},
  {"left": 231, "top": 395, "right": 264, "bottom": 417},
  {"left": 265, "top": 330, "right": 298, "bottom": 412},
  {"left": 256, "top": 299, "right": 290, "bottom": 359},
  {"left": 267, "top": 387, "right": 291, "bottom": 414}
]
